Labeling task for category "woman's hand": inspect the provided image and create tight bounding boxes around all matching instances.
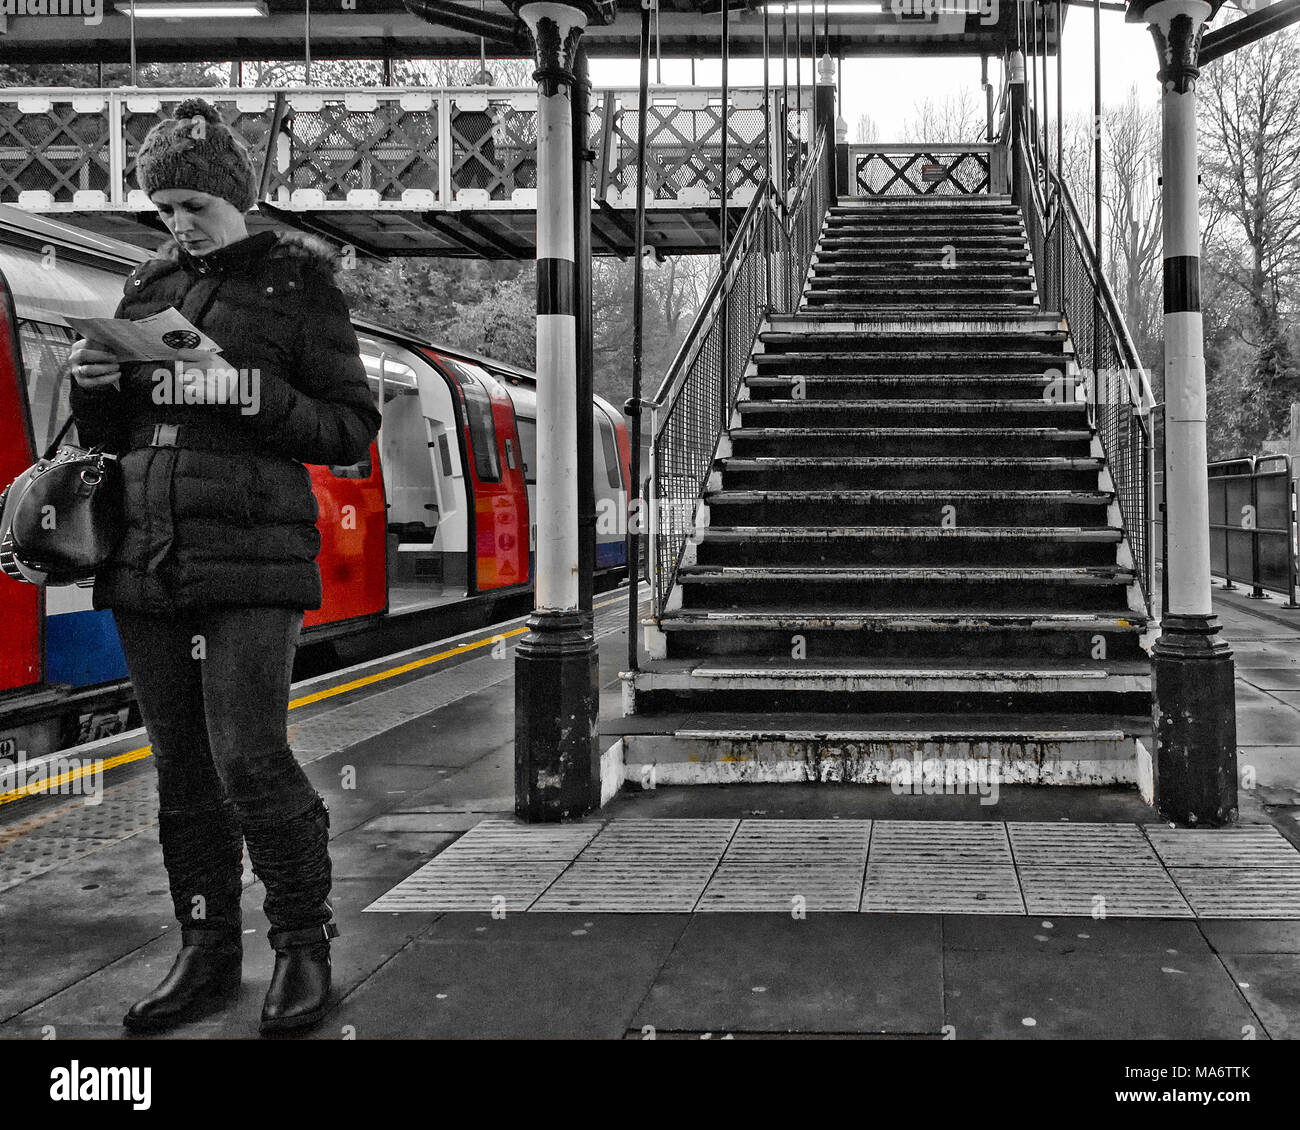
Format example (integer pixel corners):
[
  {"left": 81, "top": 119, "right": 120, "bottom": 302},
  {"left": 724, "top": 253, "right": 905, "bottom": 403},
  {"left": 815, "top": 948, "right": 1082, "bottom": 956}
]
[{"left": 69, "top": 339, "right": 122, "bottom": 390}]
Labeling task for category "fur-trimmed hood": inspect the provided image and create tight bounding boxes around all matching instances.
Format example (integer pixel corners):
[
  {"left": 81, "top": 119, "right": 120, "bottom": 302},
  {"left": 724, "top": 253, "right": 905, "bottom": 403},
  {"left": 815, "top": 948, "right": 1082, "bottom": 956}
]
[{"left": 152, "top": 228, "right": 341, "bottom": 279}]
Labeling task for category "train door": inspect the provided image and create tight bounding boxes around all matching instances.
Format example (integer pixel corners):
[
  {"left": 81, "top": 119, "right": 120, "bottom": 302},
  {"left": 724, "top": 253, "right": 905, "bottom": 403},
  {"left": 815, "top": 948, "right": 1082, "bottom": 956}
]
[
  {"left": 424, "top": 352, "right": 529, "bottom": 592},
  {"left": 358, "top": 335, "right": 469, "bottom": 613},
  {"left": 0, "top": 270, "right": 40, "bottom": 705},
  {"left": 593, "top": 400, "right": 630, "bottom": 569}
]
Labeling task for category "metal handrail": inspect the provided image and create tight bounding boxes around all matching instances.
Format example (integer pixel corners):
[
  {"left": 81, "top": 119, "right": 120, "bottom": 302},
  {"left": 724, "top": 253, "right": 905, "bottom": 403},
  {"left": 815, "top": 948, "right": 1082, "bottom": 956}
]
[
  {"left": 646, "top": 128, "right": 830, "bottom": 621},
  {"left": 1016, "top": 110, "right": 1155, "bottom": 609},
  {"left": 650, "top": 181, "right": 773, "bottom": 410}
]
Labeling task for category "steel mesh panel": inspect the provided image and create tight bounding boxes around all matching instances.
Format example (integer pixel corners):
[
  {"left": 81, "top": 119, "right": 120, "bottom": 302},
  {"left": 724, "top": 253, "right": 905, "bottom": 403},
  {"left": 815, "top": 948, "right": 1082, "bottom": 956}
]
[
  {"left": 1041, "top": 199, "right": 1152, "bottom": 604},
  {"left": 277, "top": 101, "right": 437, "bottom": 200},
  {"left": 651, "top": 133, "right": 828, "bottom": 613},
  {"left": 447, "top": 98, "right": 534, "bottom": 198},
  {"left": 853, "top": 149, "right": 991, "bottom": 197},
  {"left": 0, "top": 100, "right": 112, "bottom": 203},
  {"left": 609, "top": 98, "right": 769, "bottom": 202}
]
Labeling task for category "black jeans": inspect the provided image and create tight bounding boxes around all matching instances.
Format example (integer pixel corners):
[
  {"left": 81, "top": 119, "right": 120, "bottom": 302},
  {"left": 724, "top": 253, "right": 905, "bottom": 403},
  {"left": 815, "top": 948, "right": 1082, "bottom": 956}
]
[
  {"left": 114, "top": 607, "right": 315, "bottom": 821},
  {"left": 114, "top": 607, "right": 333, "bottom": 938}
]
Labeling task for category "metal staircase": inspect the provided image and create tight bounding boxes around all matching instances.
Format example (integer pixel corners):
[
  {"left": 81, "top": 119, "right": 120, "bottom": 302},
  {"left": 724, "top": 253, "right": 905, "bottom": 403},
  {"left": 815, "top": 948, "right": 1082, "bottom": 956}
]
[{"left": 618, "top": 164, "right": 1157, "bottom": 789}]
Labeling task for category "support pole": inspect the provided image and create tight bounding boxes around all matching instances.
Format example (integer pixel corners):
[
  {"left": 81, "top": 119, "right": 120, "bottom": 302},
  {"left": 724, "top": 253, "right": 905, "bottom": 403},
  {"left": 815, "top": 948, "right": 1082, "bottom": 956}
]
[
  {"left": 719, "top": 0, "right": 730, "bottom": 424},
  {"left": 1095, "top": 0, "right": 1103, "bottom": 384},
  {"left": 781, "top": 6, "right": 790, "bottom": 203},
  {"left": 573, "top": 44, "right": 595, "bottom": 618},
  {"left": 513, "top": 0, "right": 600, "bottom": 822},
  {"left": 762, "top": 0, "right": 773, "bottom": 305},
  {"left": 626, "top": 0, "right": 652, "bottom": 674},
  {"left": 1131, "top": 0, "right": 1236, "bottom": 826},
  {"left": 1056, "top": 0, "right": 1064, "bottom": 308}
]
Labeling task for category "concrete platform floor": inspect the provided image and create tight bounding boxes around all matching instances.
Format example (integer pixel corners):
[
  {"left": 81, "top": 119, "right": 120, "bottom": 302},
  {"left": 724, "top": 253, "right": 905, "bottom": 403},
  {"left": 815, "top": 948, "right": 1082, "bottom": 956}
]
[{"left": 0, "top": 583, "right": 1298, "bottom": 1039}]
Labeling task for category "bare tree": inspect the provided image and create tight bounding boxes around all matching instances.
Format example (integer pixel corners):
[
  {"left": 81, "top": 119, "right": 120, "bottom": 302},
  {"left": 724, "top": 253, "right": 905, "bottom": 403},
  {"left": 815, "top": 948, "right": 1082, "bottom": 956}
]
[
  {"left": 900, "top": 88, "right": 985, "bottom": 144},
  {"left": 1200, "top": 27, "right": 1300, "bottom": 442},
  {"left": 855, "top": 114, "right": 880, "bottom": 144}
]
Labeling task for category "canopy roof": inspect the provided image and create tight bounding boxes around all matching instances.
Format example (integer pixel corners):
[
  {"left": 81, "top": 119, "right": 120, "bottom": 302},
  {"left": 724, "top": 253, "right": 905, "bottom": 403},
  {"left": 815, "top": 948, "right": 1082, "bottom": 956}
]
[{"left": 0, "top": 0, "right": 1057, "bottom": 64}]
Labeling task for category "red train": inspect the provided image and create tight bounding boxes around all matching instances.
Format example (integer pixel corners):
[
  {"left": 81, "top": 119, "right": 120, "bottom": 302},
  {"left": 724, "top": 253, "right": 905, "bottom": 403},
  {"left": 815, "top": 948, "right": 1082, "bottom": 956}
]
[{"left": 0, "top": 203, "right": 631, "bottom": 759}]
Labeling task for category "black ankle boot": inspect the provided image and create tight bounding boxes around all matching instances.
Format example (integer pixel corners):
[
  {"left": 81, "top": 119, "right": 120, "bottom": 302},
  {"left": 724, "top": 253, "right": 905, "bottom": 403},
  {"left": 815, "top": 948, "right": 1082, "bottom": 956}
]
[
  {"left": 123, "top": 928, "right": 242, "bottom": 1033},
  {"left": 260, "top": 923, "right": 339, "bottom": 1034}
]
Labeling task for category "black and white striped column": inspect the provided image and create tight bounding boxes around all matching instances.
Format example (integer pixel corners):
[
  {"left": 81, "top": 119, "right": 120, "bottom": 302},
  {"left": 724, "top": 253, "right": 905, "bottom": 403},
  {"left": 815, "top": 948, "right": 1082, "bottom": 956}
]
[
  {"left": 513, "top": 0, "right": 601, "bottom": 822},
  {"left": 1133, "top": 0, "right": 1236, "bottom": 826}
]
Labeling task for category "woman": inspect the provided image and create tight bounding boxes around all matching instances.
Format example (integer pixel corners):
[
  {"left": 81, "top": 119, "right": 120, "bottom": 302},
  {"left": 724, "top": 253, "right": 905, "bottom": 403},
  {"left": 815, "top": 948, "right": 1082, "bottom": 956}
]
[{"left": 68, "top": 98, "right": 381, "bottom": 1036}]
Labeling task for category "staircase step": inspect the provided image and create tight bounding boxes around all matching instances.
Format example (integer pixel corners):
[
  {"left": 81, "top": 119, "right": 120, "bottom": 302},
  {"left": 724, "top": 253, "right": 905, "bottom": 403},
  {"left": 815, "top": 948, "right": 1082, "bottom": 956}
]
[
  {"left": 703, "top": 488, "right": 1112, "bottom": 530},
  {"left": 677, "top": 562, "right": 1134, "bottom": 612},
  {"left": 615, "top": 712, "right": 1149, "bottom": 786},
  {"left": 751, "top": 353, "right": 1071, "bottom": 376},
  {"left": 694, "top": 525, "right": 1120, "bottom": 567},
  {"left": 717, "top": 454, "right": 1103, "bottom": 489},
  {"left": 744, "top": 376, "right": 1073, "bottom": 402},
  {"left": 738, "top": 398, "right": 1083, "bottom": 416},
  {"left": 652, "top": 608, "right": 1147, "bottom": 661},
  {"left": 729, "top": 426, "right": 1092, "bottom": 457}
]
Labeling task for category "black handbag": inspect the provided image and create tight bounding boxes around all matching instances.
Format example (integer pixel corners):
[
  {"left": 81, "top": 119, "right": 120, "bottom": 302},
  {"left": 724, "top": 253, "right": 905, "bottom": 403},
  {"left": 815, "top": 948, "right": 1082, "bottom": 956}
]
[{"left": 0, "top": 415, "right": 124, "bottom": 587}]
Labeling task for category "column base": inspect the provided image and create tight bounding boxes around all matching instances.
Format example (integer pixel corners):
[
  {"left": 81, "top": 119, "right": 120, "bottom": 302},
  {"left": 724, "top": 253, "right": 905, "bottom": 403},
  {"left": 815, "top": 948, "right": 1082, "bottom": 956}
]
[
  {"left": 514, "top": 609, "right": 600, "bottom": 822},
  {"left": 1152, "top": 613, "right": 1238, "bottom": 826}
]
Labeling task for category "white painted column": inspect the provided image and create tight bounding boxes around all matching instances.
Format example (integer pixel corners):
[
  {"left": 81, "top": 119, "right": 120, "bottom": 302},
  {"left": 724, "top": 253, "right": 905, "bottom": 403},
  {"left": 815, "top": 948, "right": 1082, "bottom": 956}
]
[{"left": 521, "top": 1, "right": 586, "bottom": 613}]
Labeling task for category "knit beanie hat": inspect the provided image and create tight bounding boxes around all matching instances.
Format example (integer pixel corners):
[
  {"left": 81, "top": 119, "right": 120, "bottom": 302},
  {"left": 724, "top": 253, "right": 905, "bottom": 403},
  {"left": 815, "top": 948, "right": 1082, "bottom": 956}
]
[{"left": 135, "top": 97, "right": 258, "bottom": 213}]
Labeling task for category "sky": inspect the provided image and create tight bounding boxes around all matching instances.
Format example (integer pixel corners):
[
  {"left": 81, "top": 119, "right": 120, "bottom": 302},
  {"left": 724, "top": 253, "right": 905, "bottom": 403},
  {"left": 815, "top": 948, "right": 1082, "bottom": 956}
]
[{"left": 587, "top": 7, "right": 1179, "bottom": 138}]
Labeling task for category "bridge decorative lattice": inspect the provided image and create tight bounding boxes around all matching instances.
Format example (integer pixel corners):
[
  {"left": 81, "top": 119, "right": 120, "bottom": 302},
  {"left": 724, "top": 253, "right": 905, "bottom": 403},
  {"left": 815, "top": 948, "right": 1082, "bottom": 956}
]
[{"left": 0, "top": 87, "right": 807, "bottom": 214}]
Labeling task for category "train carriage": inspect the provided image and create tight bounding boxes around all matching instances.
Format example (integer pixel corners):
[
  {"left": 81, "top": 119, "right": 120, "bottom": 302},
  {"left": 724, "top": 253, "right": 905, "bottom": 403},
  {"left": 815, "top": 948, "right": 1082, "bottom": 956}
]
[{"left": 0, "top": 203, "right": 630, "bottom": 758}]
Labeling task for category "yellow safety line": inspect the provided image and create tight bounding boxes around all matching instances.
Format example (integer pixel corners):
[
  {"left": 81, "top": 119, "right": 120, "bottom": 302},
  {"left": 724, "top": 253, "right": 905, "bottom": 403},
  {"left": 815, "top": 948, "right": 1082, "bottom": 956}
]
[{"left": 0, "top": 594, "right": 625, "bottom": 807}]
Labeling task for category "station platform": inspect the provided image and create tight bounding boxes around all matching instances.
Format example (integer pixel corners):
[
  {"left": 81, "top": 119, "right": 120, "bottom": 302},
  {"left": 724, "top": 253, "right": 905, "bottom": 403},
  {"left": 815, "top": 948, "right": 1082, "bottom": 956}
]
[{"left": 2, "top": 584, "right": 1299, "bottom": 1040}]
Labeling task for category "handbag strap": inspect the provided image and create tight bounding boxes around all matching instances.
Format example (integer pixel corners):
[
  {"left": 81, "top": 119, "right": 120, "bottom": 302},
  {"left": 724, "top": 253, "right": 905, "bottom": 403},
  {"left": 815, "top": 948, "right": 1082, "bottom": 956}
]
[{"left": 41, "top": 414, "right": 77, "bottom": 462}]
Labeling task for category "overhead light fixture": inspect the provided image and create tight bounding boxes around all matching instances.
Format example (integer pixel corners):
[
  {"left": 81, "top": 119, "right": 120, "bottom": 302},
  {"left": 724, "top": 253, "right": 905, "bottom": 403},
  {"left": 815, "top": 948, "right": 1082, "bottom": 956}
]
[{"left": 127, "top": 1, "right": 269, "bottom": 17}]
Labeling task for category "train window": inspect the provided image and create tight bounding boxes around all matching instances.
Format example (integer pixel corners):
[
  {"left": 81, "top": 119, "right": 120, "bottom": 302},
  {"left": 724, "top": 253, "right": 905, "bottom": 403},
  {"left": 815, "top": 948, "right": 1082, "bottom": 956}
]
[
  {"left": 17, "top": 320, "right": 76, "bottom": 451},
  {"left": 443, "top": 360, "right": 500, "bottom": 483},
  {"left": 595, "top": 408, "right": 622, "bottom": 490},
  {"left": 328, "top": 451, "right": 372, "bottom": 479},
  {"left": 515, "top": 415, "right": 537, "bottom": 485}
]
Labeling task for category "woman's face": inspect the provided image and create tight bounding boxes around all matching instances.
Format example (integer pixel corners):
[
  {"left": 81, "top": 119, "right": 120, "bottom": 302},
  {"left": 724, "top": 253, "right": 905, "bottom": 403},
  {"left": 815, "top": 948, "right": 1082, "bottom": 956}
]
[{"left": 150, "top": 188, "right": 247, "bottom": 256}]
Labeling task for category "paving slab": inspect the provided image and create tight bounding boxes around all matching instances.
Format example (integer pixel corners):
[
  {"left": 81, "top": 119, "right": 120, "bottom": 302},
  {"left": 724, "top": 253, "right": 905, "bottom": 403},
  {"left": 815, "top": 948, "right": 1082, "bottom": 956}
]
[
  {"left": 1218, "top": 954, "right": 1300, "bottom": 1040},
  {"left": 1199, "top": 919, "right": 1300, "bottom": 953},
  {"left": 942, "top": 914, "right": 1209, "bottom": 954},
  {"left": 631, "top": 913, "right": 944, "bottom": 1035},
  {"left": 944, "top": 950, "right": 1261, "bottom": 1039},
  {"left": 320, "top": 914, "right": 687, "bottom": 1038}
]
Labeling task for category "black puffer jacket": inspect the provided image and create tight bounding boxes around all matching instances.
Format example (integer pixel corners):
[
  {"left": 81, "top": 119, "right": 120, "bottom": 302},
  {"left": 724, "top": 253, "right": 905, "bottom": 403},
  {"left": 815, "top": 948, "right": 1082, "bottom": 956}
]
[{"left": 70, "top": 229, "right": 381, "bottom": 614}]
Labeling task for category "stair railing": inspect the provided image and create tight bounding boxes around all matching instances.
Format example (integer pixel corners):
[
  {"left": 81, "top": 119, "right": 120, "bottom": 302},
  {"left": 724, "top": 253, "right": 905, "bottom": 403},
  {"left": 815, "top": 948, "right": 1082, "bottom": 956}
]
[
  {"left": 645, "top": 128, "right": 830, "bottom": 623},
  {"left": 1014, "top": 125, "right": 1157, "bottom": 609}
]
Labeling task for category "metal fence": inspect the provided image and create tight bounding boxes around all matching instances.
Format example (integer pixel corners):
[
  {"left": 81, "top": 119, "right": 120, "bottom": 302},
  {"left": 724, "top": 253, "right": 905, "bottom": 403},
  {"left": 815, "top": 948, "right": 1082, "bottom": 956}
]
[
  {"left": 846, "top": 143, "right": 995, "bottom": 196},
  {"left": 0, "top": 86, "right": 805, "bottom": 212},
  {"left": 1015, "top": 130, "right": 1156, "bottom": 610},
  {"left": 1154, "top": 445, "right": 1300, "bottom": 605},
  {"left": 647, "top": 130, "right": 829, "bottom": 617}
]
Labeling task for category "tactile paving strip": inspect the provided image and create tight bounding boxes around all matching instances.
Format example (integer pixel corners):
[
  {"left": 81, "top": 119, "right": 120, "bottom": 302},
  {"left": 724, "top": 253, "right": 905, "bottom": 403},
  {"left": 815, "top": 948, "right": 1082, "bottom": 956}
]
[
  {"left": 364, "top": 819, "right": 600, "bottom": 912},
  {"left": 532, "top": 820, "right": 739, "bottom": 912},
  {"left": 1146, "top": 826, "right": 1300, "bottom": 918},
  {"left": 697, "top": 821, "right": 871, "bottom": 912},
  {"left": 1007, "top": 822, "right": 1193, "bottom": 917},
  {"left": 864, "top": 821, "right": 1022, "bottom": 911},
  {"left": 1145, "top": 825, "right": 1300, "bottom": 868},
  {"left": 0, "top": 779, "right": 159, "bottom": 893},
  {"left": 869, "top": 821, "right": 1012, "bottom": 866},
  {"left": 861, "top": 865, "right": 1026, "bottom": 914}
]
